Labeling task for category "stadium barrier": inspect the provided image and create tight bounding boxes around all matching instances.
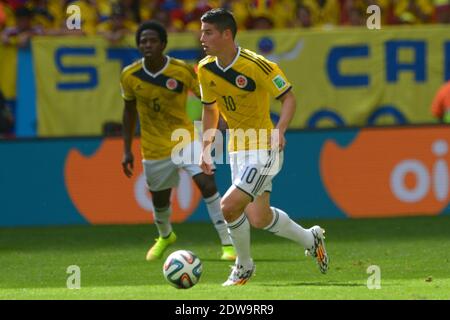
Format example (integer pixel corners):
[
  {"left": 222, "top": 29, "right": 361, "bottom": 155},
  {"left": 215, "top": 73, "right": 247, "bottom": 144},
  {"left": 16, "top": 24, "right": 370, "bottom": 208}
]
[{"left": 0, "top": 125, "right": 448, "bottom": 227}]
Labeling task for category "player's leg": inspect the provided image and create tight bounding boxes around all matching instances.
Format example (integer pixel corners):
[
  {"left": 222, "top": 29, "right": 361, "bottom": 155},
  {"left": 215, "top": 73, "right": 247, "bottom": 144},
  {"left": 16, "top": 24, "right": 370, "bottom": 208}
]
[
  {"left": 150, "top": 188, "right": 173, "bottom": 238},
  {"left": 240, "top": 149, "right": 329, "bottom": 274},
  {"left": 220, "top": 185, "right": 255, "bottom": 286},
  {"left": 191, "top": 172, "right": 236, "bottom": 261},
  {"left": 246, "top": 192, "right": 329, "bottom": 274},
  {"left": 245, "top": 192, "right": 314, "bottom": 247},
  {"left": 143, "top": 159, "right": 179, "bottom": 261},
  {"left": 145, "top": 188, "right": 178, "bottom": 261},
  {"left": 217, "top": 149, "right": 275, "bottom": 286}
]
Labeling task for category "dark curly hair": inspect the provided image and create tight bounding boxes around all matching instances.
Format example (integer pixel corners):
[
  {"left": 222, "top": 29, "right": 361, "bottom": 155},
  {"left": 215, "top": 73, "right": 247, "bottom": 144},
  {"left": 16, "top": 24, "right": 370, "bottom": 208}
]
[{"left": 135, "top": 20, "right": 167, "bottom": 46}]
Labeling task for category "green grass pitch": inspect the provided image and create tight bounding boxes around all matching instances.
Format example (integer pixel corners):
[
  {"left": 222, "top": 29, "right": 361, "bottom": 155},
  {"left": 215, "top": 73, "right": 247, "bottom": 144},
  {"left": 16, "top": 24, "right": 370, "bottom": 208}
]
[{"left": 1, "top": 216, "right": 450, "bottom": 300}]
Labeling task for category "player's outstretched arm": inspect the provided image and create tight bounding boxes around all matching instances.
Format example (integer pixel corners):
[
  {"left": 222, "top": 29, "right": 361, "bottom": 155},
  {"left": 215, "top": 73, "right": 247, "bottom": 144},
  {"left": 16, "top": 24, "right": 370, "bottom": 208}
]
[
  {"left": 274, "top": 90, "right": 297, "bottom": 151},
  {"left": 122, "top": 99, "right": 137, "bottom": 178},
  {"left": 200, "top": 103, "right": 219, "bottom": 175}
]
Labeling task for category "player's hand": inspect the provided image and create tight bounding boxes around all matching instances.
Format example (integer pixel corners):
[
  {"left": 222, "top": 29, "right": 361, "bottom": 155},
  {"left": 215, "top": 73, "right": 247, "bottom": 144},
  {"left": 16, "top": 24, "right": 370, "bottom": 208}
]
[
  {"left": 122, "top": 152, "right": 134, "bottom": 178},
  {"left": 271, "top": 129, "right": 286, "bottom": 151},
  {"left": 199, "top": 150, "right": 214, "bottom": 175}
]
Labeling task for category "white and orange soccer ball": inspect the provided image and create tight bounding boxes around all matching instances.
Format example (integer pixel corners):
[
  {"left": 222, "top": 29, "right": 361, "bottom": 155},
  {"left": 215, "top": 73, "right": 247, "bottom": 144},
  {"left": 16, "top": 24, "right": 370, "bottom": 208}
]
[{"left": 163, "top": 250, "right": 202, "bottom": 289}]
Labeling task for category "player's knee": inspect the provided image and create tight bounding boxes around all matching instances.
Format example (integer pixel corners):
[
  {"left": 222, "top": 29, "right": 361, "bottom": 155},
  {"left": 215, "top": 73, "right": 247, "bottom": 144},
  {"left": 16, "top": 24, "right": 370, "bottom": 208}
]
[
  {"left": 152, "top": 198, "right": 170, "bottom": 209},
  {"left": 248, "top": 216, "right": 270, "bottom": 229},
  {"left": 220, "top": 199, "right": 241, "bottom": 222},
  {"left": 200, "top": 181, "right": 217, "bottom": 198},
  {"left": 220, "top": 200, "right": 233, "bottom": 221},
  {"left": 194, "top": 174, "right": 218, "bottom": 198},
  {"left": 150, "top": 189, "right": 171, "bottom": 208},
  {"left": 246, "top": 207, "right": 273, "bottom": 229}
]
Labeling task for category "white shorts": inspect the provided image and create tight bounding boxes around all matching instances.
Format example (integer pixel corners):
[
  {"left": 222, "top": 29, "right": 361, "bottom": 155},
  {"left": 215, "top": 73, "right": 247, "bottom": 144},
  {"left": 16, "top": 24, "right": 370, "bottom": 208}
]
[
  {"left": 230, "top": 149, "right": 284, "bottom": 201},
  {"left": 142, "top": 141, "right": 207, "bottom": 192}
]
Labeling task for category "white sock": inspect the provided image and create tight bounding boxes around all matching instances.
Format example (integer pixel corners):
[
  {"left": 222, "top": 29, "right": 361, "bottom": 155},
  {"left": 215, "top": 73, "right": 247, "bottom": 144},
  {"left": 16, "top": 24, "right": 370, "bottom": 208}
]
[
  {"left": 264, "top": 207, "right": 314, "bottom": 249},
  {"left": 153, "top": 206, "right": 172, "bottom": 238},
  {"left": 204, "top": 192, "right": 233, "bottom": 246},
  {"left": 227, "top": 213, "right": 252, "bottom": 268}
]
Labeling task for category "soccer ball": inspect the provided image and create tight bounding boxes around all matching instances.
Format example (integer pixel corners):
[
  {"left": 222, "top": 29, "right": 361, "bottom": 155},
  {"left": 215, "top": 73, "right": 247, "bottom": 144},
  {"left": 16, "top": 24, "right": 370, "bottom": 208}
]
[{"left": 163, "top": 250, "right": 202, "bottom": 289}]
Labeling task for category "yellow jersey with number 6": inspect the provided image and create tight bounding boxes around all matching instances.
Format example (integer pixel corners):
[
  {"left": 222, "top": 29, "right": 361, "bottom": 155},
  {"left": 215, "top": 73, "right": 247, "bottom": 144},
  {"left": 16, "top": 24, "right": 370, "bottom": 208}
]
[
  {"left": 120, "top": 57, "right": 200, "bottom": 160},
  {"left": 198, "top": 47, "right": 292, "bottom": 152}
]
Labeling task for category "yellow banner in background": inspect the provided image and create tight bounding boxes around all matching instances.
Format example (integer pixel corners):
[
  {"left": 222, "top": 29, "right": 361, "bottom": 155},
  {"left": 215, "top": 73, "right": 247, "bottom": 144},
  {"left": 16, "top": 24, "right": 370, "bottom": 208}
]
[
  {"left": 34, "top": 36, "right": 128, "bottom": 136},
  {"left": 33, "top": 26, "right": 449, "bottom": 136},
  {"left": 0, "top": 44, "right": 17, "bottom": 100},
  {"left": 33, "top": 34, "right": 201, "bottom": 136},
  {"left": 241, "top": 26, "right": 446, "bottom": 128}
]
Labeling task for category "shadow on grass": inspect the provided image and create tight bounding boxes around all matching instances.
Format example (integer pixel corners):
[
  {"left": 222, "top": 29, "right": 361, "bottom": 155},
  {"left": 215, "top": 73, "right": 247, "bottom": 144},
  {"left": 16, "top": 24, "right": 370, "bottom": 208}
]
[
  {"left": 200, "top": 258, "right": 301, "bottom": 263},
  {"left": 258, "top": 282, "right": 366, "bottom": 287}
]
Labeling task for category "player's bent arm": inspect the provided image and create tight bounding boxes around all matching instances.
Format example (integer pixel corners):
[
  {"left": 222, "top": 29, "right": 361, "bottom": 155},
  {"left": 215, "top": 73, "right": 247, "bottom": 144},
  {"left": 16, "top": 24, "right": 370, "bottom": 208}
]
[
  {"left": 122, "top": 99, "right": 137, "bottom": 177},
  {"left": 122, "top": 99, "right": 137, "bottom": 152},
  {"left": 201, "top": 102, "right": 220, "bottom": 149},
  {"left": 273, "top": 90, "right": 296, "bottom": 150},
  {"left": 276, "top": 90, "right": 296, "bottom": 134},
  {"left": 200, "top": 102, "right": 220, "bottom": 175}
]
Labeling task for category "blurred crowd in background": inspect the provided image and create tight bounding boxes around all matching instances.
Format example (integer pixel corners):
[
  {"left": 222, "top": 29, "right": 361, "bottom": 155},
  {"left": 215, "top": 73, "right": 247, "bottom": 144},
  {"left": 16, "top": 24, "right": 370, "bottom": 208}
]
[
  {"left": 1, "top": 0, "right": 449, "bottom": 137},
  {"left": 0, "top": 0, "right": 450, "bottom": 48}
]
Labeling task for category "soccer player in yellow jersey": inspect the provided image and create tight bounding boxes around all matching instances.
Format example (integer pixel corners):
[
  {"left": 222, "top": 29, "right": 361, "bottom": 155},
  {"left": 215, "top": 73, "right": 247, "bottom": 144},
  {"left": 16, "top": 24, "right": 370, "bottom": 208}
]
[
  {"left": 198, "top": 9, "right": 329, "bottom": 286},
  {"left": 120, "top": 21, "right": 236, "bottom": 262}
]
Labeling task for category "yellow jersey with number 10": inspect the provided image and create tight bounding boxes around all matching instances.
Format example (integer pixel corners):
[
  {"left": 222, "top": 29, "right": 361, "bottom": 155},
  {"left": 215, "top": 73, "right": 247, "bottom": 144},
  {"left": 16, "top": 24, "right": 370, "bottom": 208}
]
[
  {"left": 198, "top": 47, "right": 292, "bottom": 152},
  {"left": 120, "top": 57, "right": 200, "bottom": 160}
]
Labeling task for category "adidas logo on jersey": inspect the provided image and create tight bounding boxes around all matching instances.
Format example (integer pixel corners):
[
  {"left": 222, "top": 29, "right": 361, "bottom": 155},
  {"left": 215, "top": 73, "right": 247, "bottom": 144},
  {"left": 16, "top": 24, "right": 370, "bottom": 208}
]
[{"left": 209, "top": 81, "right": 216, "bottom": 87}]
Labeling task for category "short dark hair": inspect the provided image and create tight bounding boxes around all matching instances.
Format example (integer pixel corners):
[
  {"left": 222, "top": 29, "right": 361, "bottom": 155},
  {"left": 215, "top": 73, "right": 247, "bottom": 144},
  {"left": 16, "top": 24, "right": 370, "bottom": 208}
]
[
  {"left": 135, "top": 21, "right": 167, "bottom": 46},
  {"left": 201, "top": 8, "right": 237, "bottom": 39}
]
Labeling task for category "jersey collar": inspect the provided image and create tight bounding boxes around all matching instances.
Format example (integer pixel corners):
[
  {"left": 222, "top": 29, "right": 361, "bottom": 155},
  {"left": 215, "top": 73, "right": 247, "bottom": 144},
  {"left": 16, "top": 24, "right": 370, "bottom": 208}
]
[
  {"left": 141, "top": 55, "right": 170, "bottom": 78},
  {"left": 215, "top": 47, "right": 241, "bottom": 72}
]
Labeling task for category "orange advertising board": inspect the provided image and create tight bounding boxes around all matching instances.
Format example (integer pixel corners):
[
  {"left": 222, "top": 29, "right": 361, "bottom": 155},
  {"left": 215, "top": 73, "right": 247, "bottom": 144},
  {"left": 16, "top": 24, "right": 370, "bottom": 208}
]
[
  {"left": 321, "top": 127, "right": 449, "bottom": 218},
  {"left": 64, "top": 138, "right": 202, "bottom": 224}
]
